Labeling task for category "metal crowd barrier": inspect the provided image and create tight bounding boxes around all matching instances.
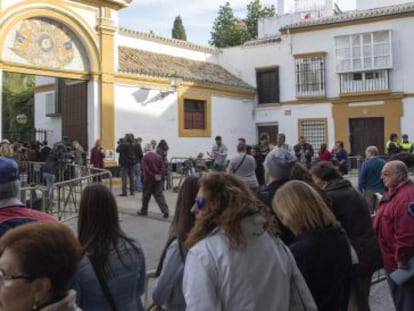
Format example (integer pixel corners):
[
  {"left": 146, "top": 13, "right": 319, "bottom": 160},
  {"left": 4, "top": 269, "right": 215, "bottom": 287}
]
[{"left": 18, "top": 161, "right": 112, "bottom": 222}]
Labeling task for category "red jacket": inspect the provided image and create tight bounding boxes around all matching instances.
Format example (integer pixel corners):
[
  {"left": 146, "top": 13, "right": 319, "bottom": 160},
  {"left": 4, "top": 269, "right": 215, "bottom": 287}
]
[
  {"left": 0, "top": 206, "right": 56, "bottom": 237},
  {"left": 142, "top": 152, "right": 163, "bottom": 182},
  {"left": 374, "top": 180, "right": 414, "bottom": 269}
]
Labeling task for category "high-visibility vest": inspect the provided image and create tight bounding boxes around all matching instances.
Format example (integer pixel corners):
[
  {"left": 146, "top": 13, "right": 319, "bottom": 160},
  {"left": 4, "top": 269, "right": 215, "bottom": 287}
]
[{"left": 400, "top": 141, "right": 413, "bottom": 151}]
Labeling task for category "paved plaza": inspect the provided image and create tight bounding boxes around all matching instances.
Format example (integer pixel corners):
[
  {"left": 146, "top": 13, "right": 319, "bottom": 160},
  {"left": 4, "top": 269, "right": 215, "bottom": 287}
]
[{"left": 98, "top": 180, "right": 395, "bottom": 310}]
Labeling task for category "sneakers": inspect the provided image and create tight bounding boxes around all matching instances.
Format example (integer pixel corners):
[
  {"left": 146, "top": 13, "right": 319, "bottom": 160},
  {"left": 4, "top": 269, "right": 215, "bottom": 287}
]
[
  {"left": 119, "top": 193, "right": 127, "bottom": 197},
  {"left": 137, "top": 210, "right": 148, "bottom": 216},
  {"left": 163, "top": 213, "right": 169, "bottom": 219}
]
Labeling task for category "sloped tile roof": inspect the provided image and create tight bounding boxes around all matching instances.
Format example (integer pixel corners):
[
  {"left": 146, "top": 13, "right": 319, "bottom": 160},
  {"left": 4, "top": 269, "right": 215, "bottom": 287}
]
[
  {"left": 119, "top": 28, "right": 219, "bottom": 54},
  {"left": 280, "top": 2, "right": 414, "bottom": 31},
  {"left": 118, "top": 46, "right": 254, "bottom": 90}
]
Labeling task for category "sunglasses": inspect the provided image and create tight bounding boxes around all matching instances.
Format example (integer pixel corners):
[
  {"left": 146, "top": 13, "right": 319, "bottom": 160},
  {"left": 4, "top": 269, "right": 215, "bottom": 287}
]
[{"left": 194, "top": 196, "right": 206, "bottom": 209}]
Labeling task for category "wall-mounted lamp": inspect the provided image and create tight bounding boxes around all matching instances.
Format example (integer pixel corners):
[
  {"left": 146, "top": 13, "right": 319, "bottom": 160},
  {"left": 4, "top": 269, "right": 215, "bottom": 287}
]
[{"left": 169, "top": 75, "right": 183, "bottom": 90}]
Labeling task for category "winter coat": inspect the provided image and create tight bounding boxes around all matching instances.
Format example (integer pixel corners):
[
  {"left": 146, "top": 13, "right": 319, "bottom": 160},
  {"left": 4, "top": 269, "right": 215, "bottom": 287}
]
[
  {"left": 324, "top": 179, "right": 383, "bottom": 275},
  {"left": 290, "top": 225, "right": 353, "bottom": 311},
  {"left": 374, "top": 179, "right": 414, "bottom": 270}
]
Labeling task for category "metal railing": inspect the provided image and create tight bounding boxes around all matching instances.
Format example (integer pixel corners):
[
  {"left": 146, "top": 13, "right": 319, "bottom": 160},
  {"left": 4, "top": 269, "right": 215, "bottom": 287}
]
[{"left": 19, "top": 161, "right": 112, "bottom": 222}]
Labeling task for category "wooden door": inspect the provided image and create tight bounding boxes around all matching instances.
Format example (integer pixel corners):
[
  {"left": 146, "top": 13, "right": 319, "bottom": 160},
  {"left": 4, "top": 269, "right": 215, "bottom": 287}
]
[
  {"left": 59, "top": 79, "right": 88, "bottom": 150},
  {"left": 258, "top": 125, "right": 278, "bottom": 145},
  {"left": 349, "top": 117, "right": 384, "bottom": 156}
]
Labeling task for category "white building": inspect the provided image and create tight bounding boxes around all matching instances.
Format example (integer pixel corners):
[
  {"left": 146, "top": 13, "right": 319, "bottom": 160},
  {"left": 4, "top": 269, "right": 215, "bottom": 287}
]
[{"left": 3, "top": 0, "right": 414, "bottom": 165}]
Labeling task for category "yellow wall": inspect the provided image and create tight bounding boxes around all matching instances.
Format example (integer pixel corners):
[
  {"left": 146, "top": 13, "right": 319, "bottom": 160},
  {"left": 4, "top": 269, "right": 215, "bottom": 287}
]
[{"left": 332, "top": 94, "right": 402, "bottom": 151}]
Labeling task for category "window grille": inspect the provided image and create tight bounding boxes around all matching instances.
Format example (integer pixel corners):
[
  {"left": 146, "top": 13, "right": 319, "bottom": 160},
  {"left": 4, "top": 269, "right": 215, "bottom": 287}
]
[
  {"left": 295, "top": 55, "right": 326, "bottom": 97},
  {"left": 298, "top": 119, "right": 327, "bottom": 150}
]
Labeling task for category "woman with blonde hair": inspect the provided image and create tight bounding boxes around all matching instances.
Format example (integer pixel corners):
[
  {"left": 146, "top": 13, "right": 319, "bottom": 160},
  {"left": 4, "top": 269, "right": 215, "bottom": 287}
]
[
  {"left": 273, "top": 180, "right": 353, "bottom": 311},
  {"left": 183, "top": 172, "right": 316, "bottom": 311}
]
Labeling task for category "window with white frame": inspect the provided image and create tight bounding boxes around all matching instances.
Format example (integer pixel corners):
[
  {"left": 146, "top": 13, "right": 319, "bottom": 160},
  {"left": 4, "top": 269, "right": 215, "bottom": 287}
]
[
  {"left": 335, "top": 30, "right": 392, "bottom": 73},
  {"left": 295, "top": 55, "right": 326, "bottom": 97},
  {"left": 298, "top": 118, "right": 327, "bottom": 150},
  {"left": 335, "top": 30, "right": 391, "bottom": 93}
]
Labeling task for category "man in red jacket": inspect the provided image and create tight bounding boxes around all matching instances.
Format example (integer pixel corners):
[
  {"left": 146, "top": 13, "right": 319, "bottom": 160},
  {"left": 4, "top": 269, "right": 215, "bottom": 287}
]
[
  {"left": 0, "top": 157, "right": 56, "bottom": 237},
  {"left": 374, "top": 160, "right": 414, "bottom": 311},
  {"left": 137, "top": 144, "right": 169, "bottom": 218}
]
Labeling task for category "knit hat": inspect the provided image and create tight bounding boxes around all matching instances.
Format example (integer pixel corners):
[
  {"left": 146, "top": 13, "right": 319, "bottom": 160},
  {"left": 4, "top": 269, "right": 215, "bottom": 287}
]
[
  {"left": 265, "top": 149, "right": 296, "bottom": 180},
  {"left": 0, "top": 157, "right": 19, "bottom": 184}
]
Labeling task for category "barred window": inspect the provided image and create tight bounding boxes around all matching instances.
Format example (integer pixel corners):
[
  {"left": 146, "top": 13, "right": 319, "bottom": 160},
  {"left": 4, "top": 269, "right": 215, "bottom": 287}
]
[
  {"left": 184, "top": 99, "right": 205, "bottom": 130},
  {"left": 298, "top": 119, "right": 327, "bottom": 150},
  {"left": 295, "top": 55, "right": 325, "bottom": 97},
  {"left": 335, "top": 30, "right": 392, "bottom": 73}
]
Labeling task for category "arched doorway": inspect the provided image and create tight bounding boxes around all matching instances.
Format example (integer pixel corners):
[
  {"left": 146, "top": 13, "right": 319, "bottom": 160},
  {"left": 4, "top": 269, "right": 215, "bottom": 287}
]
[{"left": 0, "top": 10, "right": 100, "bottom": 151}]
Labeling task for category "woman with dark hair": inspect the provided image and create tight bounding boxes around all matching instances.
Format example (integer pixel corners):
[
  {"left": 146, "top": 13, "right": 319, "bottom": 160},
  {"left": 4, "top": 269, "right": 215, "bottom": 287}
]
[
  {"left": 273, "top": 180, "right": 353, "bottom": 311},
  {"left": 72, "top": 183, "right": 146, "bottom": 310},
  {"left": 318, "top": 143, "right": 332, "bottom": 161},
  {"left": 183, "top": 172, "right": 317, "bottom": 311},
  {"left": 151, "top": 176, "right": 199, "bottom": 310},
  {"left": 0, "top": 221, "right": 81, "bottom": 310},
  {"left": 310, "top": 161, "right": 383, "bottom": 311},
  {"left": 332, "top": 140, "right": 349, "bottom": 175}
]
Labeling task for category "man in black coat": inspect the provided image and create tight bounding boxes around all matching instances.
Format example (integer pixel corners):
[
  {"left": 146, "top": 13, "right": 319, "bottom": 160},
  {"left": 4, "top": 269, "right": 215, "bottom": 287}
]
[
  {"left": 293, "top": 136, "right": 314, "bottom": 167},
  {"left": 116, "top": 134, "right": 136, "bottom": 196}
]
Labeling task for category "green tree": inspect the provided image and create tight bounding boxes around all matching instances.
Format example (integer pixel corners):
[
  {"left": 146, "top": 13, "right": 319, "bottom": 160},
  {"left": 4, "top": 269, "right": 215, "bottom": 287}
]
[
  {"left": 209, "top": 2, "right": 248, "bottom": 48},
  {"left": 2, "top": 72, "right": 35, "bottom": 142},
  {"left": 172, "top": 15, "right": 187, "bottom": 41},
  {"left": 246, "top": 0, "right": 275, "bottom": 40}
]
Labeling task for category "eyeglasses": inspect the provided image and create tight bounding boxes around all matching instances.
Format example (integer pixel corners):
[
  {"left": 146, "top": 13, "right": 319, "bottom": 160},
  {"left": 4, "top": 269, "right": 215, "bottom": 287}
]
[
  {"left": 0, "top": 270, "right": 33, "bottom": 286},
  {"left": 194, "top": 196, "right": 206, "bottom": 209}
]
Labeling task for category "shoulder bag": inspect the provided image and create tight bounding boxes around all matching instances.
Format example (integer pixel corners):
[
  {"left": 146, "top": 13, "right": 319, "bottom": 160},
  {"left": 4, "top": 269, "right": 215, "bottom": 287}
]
[
  {"left": 231, "top": 153, "right": 247, "bottom": 174},
  {"left": 89, "top": 257, "right": 119, "bottom": 311}
]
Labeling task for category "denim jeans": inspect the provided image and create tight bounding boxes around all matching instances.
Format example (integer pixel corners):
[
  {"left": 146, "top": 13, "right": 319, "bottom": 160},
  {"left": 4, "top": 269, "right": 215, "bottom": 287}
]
[
  {"left": 43, "top": 172, "right": 55, "bottom": 202},
  {"left": 134, "top": 163, "right": 142, "bottom": 191}
]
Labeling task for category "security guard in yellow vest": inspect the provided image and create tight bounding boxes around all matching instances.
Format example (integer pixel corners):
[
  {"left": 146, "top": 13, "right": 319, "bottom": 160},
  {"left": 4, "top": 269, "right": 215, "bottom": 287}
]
[
  {"left": 386, "top": 133, "right": 400, "bottom": 156},
  {"left": 400, "top": 134, "right": 413, "bottom": 153}
]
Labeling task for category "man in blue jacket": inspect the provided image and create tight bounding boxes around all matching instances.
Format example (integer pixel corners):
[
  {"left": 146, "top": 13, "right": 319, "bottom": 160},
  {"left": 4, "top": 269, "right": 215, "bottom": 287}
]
[{"left": 358, "top": 146, "right": 386, "bottom": 213}]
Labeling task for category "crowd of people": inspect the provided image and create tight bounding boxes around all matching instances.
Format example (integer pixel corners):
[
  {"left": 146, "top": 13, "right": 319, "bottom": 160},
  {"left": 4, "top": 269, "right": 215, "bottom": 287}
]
[{"left": 0, "top": 130, "right": 413, "bottom": 311}]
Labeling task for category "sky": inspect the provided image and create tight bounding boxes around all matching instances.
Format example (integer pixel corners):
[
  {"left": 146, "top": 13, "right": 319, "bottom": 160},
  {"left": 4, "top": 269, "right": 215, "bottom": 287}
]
[{"left": 119, "top": 0, "right": 356, "bottom": 46}]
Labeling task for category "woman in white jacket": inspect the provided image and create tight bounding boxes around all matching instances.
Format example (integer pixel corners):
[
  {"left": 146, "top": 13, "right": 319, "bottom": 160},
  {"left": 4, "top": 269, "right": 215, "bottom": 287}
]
[{"left": 183, "top": 172, "right": 317, "bottom": 311}]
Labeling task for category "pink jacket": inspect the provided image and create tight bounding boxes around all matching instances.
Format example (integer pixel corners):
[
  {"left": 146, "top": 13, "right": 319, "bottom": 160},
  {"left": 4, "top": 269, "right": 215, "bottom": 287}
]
[{"left": 374, "top": 180, "right": 414, "bottom": 269}]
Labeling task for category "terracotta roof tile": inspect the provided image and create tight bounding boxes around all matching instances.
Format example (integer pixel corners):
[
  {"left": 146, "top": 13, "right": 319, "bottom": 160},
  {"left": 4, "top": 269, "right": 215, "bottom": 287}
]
[{"left": 118, "top": 46, "right": 254, "bottom": 90}]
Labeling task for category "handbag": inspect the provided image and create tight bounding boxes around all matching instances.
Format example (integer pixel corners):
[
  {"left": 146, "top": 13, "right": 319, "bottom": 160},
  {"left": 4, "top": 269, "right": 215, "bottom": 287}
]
[{"left": 89, "top": 257, "right": 119, "bottom": 311}]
